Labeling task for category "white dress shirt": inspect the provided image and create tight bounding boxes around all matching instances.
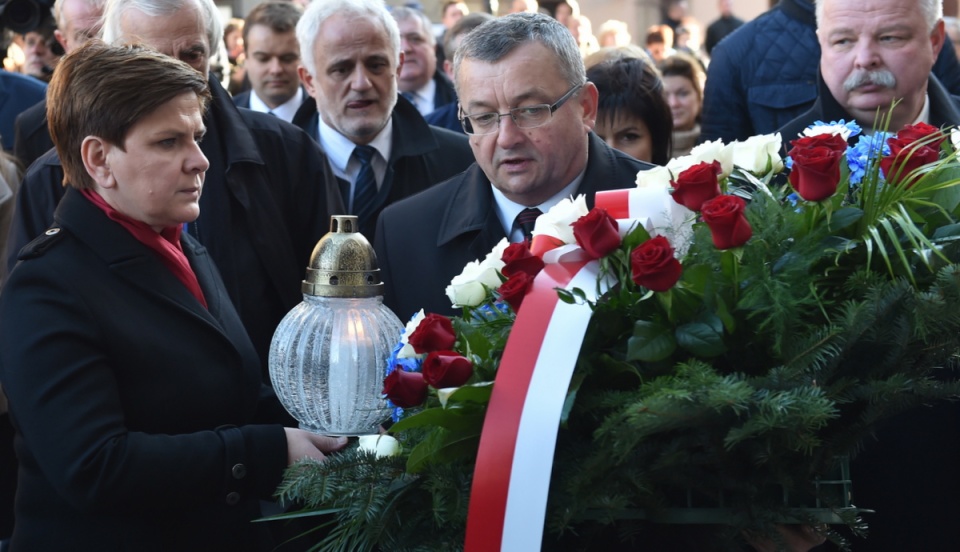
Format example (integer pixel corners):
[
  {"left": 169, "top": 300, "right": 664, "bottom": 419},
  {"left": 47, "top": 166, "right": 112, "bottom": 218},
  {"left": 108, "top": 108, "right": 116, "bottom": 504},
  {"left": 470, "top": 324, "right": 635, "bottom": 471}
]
[
  {"left": 248, "top": 87, "right": 304, "bottom": 123},
  {"left": 317, "top": 117, "right": 394, "bottom": 212}
]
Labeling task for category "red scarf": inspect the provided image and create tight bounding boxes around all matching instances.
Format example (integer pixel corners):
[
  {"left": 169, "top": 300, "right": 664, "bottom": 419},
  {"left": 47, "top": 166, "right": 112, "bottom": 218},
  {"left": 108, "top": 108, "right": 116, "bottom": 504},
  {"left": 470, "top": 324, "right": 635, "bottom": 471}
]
[{"left": 81, "top": 189, "right": 208, "bottom": 309}]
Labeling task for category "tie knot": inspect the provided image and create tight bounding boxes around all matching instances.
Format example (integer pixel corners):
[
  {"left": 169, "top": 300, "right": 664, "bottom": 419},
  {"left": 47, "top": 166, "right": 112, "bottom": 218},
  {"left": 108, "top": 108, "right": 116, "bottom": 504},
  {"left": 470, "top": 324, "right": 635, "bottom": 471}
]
[
  {"left": 514, "top": 207, "right": 542, "bottom": 241},
  {"left": 353, "top": 145, "right": 376, "bottom": 164}
]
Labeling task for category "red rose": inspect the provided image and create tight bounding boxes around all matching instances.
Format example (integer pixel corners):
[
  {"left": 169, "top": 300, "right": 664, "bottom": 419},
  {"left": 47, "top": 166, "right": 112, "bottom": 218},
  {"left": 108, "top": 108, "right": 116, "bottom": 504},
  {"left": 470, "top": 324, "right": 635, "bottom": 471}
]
[
  {"left": 670, "top": 161, "right": 722, "bottom": 211},
  {"left": 422, "top": 351, "right": 474, "bottom": 388},
  {"left": 382, "top": 369, "right": 428, "bottom": 408},
  {"left": 572, "top": 208, "right": 621, "bottom": 259},
  {"left": 880, "top": 137, "right": 941, "bottom": 187},
  {"left": 497, "top": 272, "right": 535, "bottom": 311},
  {"left": 408, "top": 313, "right": 456, "bottom": 354},
  {"left": 701, "top": 195, "right": 753, "bottom": 250},
  {"left": 787, "top": 133, "right": 847, "bottom": 202},
  {"left": 897, "top": 122, "right": 945, "bottom": 149},
  {"left": 630, "top": 235, "right": 682, "bottom": 292},
  {"left": 501, "top": 242, "right": 545, "bottom": 278}
]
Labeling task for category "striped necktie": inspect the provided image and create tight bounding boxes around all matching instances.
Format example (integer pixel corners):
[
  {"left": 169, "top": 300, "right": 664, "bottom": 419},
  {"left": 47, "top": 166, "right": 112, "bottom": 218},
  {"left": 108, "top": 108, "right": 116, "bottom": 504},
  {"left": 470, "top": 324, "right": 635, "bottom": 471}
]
[
  {"left": 514, "top": 207, "right": 542, "bottom": 242},
  {"left": 352, "top": 145, "right": 378, "bottom": 228}
]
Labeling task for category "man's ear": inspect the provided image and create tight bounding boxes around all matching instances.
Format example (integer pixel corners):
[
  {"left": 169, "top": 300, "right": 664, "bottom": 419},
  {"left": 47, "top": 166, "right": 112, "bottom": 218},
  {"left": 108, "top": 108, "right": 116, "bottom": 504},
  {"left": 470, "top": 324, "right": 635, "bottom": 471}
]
[
  {"left": 81, "top": 136, "right": 115, "bottom": 189},
  {"left": 579, "top": 81, "right": 599, "bottom": 131},
  {"left": 299, "top": 65, "right": 317, "bottom": 98},
  {"left": 930, "top": 19, "right": 946, "bottom": 59},
  {"left": 396, "top": 51, "right": 405, "bottom": 79},
  {"left": 54, "top": 29, "right": 69, "bottom": 53},
  {"left": 443, "top": 58, "right": 454, "bottom": 80}
]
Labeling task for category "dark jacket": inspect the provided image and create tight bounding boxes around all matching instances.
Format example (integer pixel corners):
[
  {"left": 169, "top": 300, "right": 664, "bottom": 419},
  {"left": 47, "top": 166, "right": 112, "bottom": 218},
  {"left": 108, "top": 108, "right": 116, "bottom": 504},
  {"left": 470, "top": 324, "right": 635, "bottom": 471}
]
[
  {"left": 12, "top": 98, "right": 49, "bottom": 170},
  {"left": 1, "top": 72, "right": 45, "bottom": 155},
  {"left": 0, "top": 187, "right": 288, "bottom": 551},
  {"left": 776, "top": 73, "right": 960, "bottom": 552},
  {"left": 292, "top": 93, "right": 474, "bottom": 240},
  {"left": 374, "top": 132, "right": 653, "bottom": 320},
  {"left": 432, "top": 69, "right": 458, "bottom": 110},
  {"left": 6, "top": 76, "right": 340, "bottom": 369},
  {"left": 424, "top": 102, "right": 463, "bottom": 134},
  {"left": 699, "top": 0, "right": 960, "bottom": 144},
  {"left": 777, "top": 73, "right": 960, "bottom": 143}
]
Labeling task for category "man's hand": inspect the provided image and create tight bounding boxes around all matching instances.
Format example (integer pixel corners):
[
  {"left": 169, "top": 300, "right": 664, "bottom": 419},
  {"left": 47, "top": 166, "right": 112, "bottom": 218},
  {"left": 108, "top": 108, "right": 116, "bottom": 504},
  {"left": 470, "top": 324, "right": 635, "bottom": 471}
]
[{"left": 284, "top": 428, "right": 348, "bottom": 465}]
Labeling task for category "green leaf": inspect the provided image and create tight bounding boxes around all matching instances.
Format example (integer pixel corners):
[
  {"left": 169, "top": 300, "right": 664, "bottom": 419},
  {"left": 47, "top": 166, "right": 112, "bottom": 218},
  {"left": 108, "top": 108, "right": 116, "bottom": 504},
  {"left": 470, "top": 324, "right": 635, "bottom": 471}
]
[
  {"left": 389, "top": 405, "right": 485, "bottom": 433},
  {"left": 406, "top": 426, "right": 482, "bottom": 473},
  {"left": 675, "top": 317, "right": 727, "bottom": 357},
  {"left": 826, "top": 207, "right": 863, "bottom": 233},
  {"left": 444, "top": 381, "right": 493, "bottom": 406},
  {"left": 622, "top": 222, "right": 652, "bottom": 251},
  {"left": 933, "top": 223, "right": 960, "bottom": 241},
  {"left": 626, "top": 320, "right": 676, "bottom": 362}
]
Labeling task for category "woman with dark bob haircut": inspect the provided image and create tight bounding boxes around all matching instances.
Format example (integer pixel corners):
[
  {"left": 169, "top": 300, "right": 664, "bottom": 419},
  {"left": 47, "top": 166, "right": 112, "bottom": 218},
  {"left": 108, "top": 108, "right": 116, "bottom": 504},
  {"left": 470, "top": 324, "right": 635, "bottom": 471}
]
[
  {"left": 0, "top": 40, "right": 345, "bottom": 551},
  {"left": 587, "top": 57, "right": 673, "bottom": 166}
]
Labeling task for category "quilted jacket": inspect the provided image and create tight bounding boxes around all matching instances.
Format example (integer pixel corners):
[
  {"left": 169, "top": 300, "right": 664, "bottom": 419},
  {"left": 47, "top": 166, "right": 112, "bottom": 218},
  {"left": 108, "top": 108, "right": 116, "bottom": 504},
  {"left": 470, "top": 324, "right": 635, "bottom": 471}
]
[{"left": 700, "top": 0, "right": 960, "bottom": 145}]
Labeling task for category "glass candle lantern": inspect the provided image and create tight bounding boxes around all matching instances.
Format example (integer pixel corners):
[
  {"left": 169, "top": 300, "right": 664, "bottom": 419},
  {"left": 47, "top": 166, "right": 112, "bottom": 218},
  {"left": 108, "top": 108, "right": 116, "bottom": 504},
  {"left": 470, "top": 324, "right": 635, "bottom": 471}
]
[{"left": 269, "top": 216, "right": 403, "bottom": 436}]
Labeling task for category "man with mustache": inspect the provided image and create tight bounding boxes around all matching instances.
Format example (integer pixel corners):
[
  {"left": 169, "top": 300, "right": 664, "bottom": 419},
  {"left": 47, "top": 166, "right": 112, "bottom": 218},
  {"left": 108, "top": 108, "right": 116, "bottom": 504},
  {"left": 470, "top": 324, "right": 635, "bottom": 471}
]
[
  {"left": 778, "top": 0, "right": 960, "bottom": 141},
  {"left": 293, "top": 0, "right": 473, "bottom": 241},
  {"left": 778, "top": 1, "right": 960, "bottom": 551}
]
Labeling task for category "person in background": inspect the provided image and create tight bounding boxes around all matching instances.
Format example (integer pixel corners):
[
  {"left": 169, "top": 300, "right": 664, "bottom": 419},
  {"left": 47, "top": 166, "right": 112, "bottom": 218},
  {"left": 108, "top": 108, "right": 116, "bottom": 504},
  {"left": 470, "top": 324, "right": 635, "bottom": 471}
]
[
  {"left": 699, "top": 0, "right": 960, "bottom": 144},
  {"left": 425, "top": 11, "right": 495, "bottom": 133},
  {"left": 18, "top": 16, "right": 62, "bottom": 83},
  {"left": 391, "top": 7, "right": 457, "bottom": 117},
  {"left": 597, "top": 19, "right": 632, "bottom": 48},
  {"left": 644, "top": 24, "right": 674, "bottom": 63},
  {"left": 14, "top": 0, "right": 105, "bottom": 169},
  {"left": 704, "top": 0, "right": 743, "bottom": 56},
  {"left": 231, "top": 1, "right": 306, "bottom": 123},
  {"left": 944, "top": 15, "right": 960, "bottom": 58},
  {"left": 509, "top": 0, "right": 537, "bottom": 14},
  {"left": 374, "top": 13, "right": 653, "bottom": 319},
  {"left": 0, "top": 145, "right": 21, "bottom": 549},
  {"left": 293, "top": 0, "right": 473, "bottom": 240},
  {"left": 588, "top": 57, "right": 672, "bottom": 165},
  {"left": 659, "top": 52, "right": 704, "bottom": 157},
  {"left": 583, "top": 44, "right": 653, "bottom": 69},
  {"left": 0, "top": 40, "right": 345, "bottom": 550},
  {"left": 223, "top": 17, "right": 247, "bottom": 94},
  {"left": 435, "top": 0, "right": 468, "bottom": 68},
  {"left": 552, "top": 0, "right": 578, "bottom": 27}
]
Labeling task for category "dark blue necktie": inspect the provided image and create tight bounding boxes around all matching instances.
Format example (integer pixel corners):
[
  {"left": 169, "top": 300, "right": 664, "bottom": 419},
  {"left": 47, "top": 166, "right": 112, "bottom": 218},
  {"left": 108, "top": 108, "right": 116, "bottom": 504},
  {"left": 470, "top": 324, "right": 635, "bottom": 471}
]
[
  {"left": 352, "top": 145, "right": 378, "bottom": 227},
  {"left": 514, "top": 207, "right": 542, "bottom": 242}
]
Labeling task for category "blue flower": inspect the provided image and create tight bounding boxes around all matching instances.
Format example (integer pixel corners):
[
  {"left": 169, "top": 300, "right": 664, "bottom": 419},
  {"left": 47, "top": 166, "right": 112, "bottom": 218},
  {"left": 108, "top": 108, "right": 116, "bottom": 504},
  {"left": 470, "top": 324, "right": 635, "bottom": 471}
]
[
  {"left": 808, "top": 119, "right": 862, "bottom": 140},
  {"left": 847, "top": 132, "right": 892, "bottom": 185},
  {"left": 385, "top": 313, "right": 425, "bottom": 422}
]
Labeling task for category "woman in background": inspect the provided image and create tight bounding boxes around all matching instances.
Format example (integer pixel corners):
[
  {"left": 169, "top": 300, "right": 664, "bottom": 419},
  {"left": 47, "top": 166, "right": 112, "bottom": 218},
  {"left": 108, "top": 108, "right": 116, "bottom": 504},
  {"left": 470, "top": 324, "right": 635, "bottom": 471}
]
[
  {"left": 658, "top": 52, "right": 705, "bottom": 158},
  {"left": 587, "top": 57, "right": 673, "bottom": 165}
]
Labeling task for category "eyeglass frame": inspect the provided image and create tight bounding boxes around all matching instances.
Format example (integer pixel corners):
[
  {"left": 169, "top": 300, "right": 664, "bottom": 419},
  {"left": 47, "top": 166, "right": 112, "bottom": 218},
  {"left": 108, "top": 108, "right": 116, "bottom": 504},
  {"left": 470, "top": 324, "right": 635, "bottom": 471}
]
[{"left": 458, "top": 83, "right": 585, "bottom": 136}]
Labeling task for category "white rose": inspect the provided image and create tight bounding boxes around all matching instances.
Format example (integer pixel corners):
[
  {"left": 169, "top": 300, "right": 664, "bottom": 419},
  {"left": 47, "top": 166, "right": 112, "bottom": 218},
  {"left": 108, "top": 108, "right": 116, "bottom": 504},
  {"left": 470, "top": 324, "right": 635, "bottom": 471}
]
[
  {"left": 636, "top": 164, "right": 673, "bottom": 189},
  {"left": 688, "top": 138, "right": 733, "bottom": 177},
  {"left": 532, "top": 195, "right": 588, "bottom": 245},
  {"left": 444, "top": 239, "right": 509, "bottom": 308},
  {"left": 729, "top": 133, "right": 784, "bottom": 174},
  {"left": 397, "top": 309, "right": 426, "bottom": 359},
  {"left": 952, "top": 128, "right": 960, "bottom": 150},
  {"left": 803, "top": 124, "right": 853, "bottom": 141},
  {"left": 357, "top": 434, "right": 401, "bottom": 458}
]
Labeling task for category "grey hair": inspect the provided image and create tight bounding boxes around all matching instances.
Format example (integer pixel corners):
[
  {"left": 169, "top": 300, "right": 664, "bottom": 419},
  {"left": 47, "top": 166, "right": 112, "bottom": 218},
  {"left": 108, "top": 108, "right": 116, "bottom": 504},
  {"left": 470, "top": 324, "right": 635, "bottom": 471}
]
[
  {"left": 54, "top": 0, "right": 107, "bottom": 31},
  {"left": 100, "top": 0, "right": 222, "bottom": 60},
  {"left": 391, "top": 6, "right": 435, "bottom": 47},
  {"left": 296, "top": 0, "right": 401, "bottom": 78},
  {"left": 453, "top": 12, "right": 585, "bottom": 93},
  {"left": 815, "top": 0, "right": 942, "bottom": 33}
]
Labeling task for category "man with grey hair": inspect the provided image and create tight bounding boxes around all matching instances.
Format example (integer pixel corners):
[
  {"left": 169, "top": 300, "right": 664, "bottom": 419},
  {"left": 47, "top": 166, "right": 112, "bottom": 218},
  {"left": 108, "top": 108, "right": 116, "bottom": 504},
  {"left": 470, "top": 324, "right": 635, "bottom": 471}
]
[
  {"left": 292, "top": 0, "right": 473, "bottom": 240},
  {"left": 374, "top": 12, "right": 653, "bottom": 319},
  {"left": 778, "top": 1, "right": 960, "bottom": 550},
  {"left": 391, "top": 6, "right": 456, "bottom": 116},
  {"left": 13, "top": 0, "right": 105, "bottom": 168},
  {"left": 9, "top": 0, "right": 339, "bottom": 377},
  {"left": 778, "top": 0, "right": 960, "bottom": 140}
]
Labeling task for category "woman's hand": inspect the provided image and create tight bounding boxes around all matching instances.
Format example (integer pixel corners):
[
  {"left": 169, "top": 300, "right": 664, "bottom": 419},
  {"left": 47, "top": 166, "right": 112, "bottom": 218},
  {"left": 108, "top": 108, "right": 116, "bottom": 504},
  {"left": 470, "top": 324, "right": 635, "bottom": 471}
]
[
  {"left": 284, "top": 428, "right": 348, "bottom": 465},
  {"left": 744, "top": 524, "right": 827, "bottom": 552}
]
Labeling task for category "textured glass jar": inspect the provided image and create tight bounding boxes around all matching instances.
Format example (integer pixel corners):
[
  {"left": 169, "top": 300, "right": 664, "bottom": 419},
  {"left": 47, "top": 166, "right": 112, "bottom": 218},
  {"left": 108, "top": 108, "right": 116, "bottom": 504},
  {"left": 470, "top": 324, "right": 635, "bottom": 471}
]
[
  {"left": 269, "top": 295, "right": 402, "bottom": 435},
  {"left": 268, "top": 215, "right": 403, "bottom": 436}
]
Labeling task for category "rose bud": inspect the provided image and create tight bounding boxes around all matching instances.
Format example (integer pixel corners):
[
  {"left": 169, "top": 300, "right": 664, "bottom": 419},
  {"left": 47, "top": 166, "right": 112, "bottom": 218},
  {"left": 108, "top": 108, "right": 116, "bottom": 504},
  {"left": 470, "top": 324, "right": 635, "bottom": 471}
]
[
  {"left": 497, "top": 272, "right": 535, "bottom": 311},
  {"left": 630, "top": 235, "right": 682, "bottom": 292},
  {"left": 787, "top": 133, "right": 847, "bottom": 202},
  {"left": 501, "top": 241, "right": 545, "bottom": 278},
  {"left": 881, "top": 138, "right": 940, "bottom": 187},
  {"left": 422, "top": 351, "right": 474, "bottom": 388},
  {"left": 382, "top": 369, "right": 428, "bottom": 408},
  {"left": 897, "top": 122, "right": 945, "bottom": 149},
  {"left": 407, "top": 313, "right": 456, "bottom": 354},
  {"left": 701, "top": 195, "right": 753, "bottom": 250},
  {"left": 357, "top": 434, "right": 401, "bottom": 458},
  {"left": 670, "top": 161, "right": 722, "bottom": 212},
  {"left": 572, "top": 208, "right": 621, "bottom": 259}
]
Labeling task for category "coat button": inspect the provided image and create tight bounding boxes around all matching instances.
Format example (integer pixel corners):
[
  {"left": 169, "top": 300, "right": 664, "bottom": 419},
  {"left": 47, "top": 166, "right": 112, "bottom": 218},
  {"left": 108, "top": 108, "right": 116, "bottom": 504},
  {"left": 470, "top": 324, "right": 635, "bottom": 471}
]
[
  {"left": 232, "top": 463, "right": 247, "bottom": 479},
  {"left": 44, "top": 228, "right": 60, "bottom": 236},
  {"left": 225, "top": 492, "right": 240, "bottom": 506}
]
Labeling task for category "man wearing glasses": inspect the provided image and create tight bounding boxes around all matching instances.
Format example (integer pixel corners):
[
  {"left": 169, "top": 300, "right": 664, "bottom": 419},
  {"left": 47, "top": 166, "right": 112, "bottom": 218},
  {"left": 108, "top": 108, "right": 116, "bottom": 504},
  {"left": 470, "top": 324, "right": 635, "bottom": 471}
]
[{"left": 374, "top": 12, "right": 654, "bottom": 320}]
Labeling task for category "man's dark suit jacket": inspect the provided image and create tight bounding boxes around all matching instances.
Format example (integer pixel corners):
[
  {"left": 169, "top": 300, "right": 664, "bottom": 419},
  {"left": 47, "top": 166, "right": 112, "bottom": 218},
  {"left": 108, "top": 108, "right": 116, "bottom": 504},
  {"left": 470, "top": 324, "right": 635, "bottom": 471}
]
[
  {"left": 0, "top": 187, "right": 288, "bottom": 550},
  {"left": 2, "top": 71, "right": 45, "bottom": 156},
  {"left": 12, "top": 98, "right": 49, "bottom": 169},
  {"left": 374, "top": 132, "right": 653, "bottom": 320},
  {"left": 777, "top": 75, "right": 960, "bottom": 552},
  {"left": 292, "top": 93, "right": 474, "bottom": 240},
  {"left": 424, "top": 102, "right": 462, "bottom": 134},
  {"left": 7, "top": 75, "right": 339, "bottom": 369},
  {"left": 432, "top": 69, "right": 457, "bottom": 110}
]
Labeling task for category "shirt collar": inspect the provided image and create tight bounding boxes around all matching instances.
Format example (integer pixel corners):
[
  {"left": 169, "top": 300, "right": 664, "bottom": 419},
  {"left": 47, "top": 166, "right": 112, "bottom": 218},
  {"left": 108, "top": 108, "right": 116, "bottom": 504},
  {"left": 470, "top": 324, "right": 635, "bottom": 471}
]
[
  {"left": 492, "top": 171, "right": 586, "bottom": 243},
  {"left": 248, "top": 87, "right": 303, "bottom": 123},
  {"left": 912, "top": 94, "right": 931, "bottom": 125},
  {"left": 317, "top": 115, "right": 394, "bottom": 180},
  {"left": 408, "top": 78, "right": 437, "bottom": 116}
]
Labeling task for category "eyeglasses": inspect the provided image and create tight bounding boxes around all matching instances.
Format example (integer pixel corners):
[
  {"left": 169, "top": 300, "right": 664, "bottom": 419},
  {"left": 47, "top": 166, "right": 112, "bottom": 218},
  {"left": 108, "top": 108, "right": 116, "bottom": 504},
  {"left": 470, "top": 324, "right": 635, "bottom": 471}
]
[{"left": 458, "top": 83, "right": 584, "bottom": 136}]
